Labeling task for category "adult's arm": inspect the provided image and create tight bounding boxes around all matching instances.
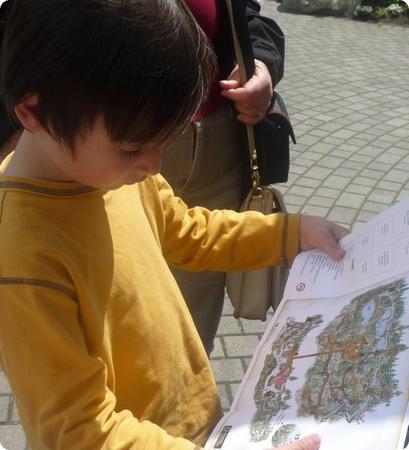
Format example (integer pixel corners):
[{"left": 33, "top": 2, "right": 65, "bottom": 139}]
[{"left": 245, "top": 0, "right": 284, "bottom": 86}]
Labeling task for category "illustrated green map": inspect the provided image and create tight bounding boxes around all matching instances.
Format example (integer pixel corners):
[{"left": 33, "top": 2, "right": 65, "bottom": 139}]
[
  {"left": 250, "top": 279, "right": 408, "bottom": 442},
  {"left": 251, "top": 315, "right": 323, "bottom": 441}
]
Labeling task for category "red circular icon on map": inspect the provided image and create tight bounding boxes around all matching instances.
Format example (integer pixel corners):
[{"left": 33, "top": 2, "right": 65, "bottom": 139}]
[{"left": 296, "top": 282, "right": 306, "bottom": 292}]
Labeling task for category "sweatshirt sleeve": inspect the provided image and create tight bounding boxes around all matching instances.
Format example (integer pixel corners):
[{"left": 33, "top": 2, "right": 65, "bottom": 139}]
[
  {"left": 0, "top": 282, "right": 200, "bottom": 450},
  {"left": 245, "top": 0, "right": 284, "bottom": 87},
  {"left": 153, "top": 176, "right": 300, "bottom": 272}
]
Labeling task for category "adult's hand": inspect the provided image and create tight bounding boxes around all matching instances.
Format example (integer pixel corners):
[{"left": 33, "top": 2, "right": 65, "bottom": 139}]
[
  {"left": 268, "top": 434, "right": 321, "bottom": 450},
  {"left": 219, "top": 59, "right": 273, "bottom": 125}
]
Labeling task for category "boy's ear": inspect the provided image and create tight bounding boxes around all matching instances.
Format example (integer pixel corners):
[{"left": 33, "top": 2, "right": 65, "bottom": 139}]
[{"left": 14, "top": 94, "right": 43, "bottom": 133}]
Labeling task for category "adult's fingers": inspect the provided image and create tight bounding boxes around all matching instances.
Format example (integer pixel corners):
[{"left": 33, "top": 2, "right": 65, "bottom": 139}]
[{"left": 237, "top": 112, "right": 266, "bottom": 125}]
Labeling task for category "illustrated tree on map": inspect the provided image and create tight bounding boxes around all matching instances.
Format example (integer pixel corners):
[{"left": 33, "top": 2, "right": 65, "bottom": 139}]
[{"left": 297, "top": 279, "right": 408, "bottom": 423}]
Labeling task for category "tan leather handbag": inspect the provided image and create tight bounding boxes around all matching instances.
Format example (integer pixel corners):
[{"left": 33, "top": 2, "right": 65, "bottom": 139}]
[{"left": 224, "top": 0, "right": 290, "bottom": 321}]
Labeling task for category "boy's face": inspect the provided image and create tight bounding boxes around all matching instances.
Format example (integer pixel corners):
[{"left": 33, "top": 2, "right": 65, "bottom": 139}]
[{"left": 41, "top": 116, "right": 164, "bottom": 189}]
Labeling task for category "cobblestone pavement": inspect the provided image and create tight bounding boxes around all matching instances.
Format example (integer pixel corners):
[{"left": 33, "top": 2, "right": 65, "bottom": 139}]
[{"left": 1, "top": 4, "right": 409, "bottom": 449}]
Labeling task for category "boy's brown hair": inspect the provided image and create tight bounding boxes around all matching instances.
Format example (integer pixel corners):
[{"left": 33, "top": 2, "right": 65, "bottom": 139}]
[{"left": 0, "top": 0, "right": 215, "bottom": 149}]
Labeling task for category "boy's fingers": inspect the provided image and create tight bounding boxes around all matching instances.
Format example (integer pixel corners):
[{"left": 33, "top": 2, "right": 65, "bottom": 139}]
[
  {"left": 333, "top": 224, "right": 349, "bottom": 241},
  {"left": 320, "top": 224, "right": 349, "bottom": 261},
  {"left": 271, "top": 434, "right": 321, "bottom": 450},
  {"left": 323, "top": 242, "right": 345, "bottom": 261}
]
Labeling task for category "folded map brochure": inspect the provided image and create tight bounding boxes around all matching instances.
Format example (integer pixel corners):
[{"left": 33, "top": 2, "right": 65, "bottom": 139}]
[{"left": 206, "top": 198, "right": 409, "bottom": 450}]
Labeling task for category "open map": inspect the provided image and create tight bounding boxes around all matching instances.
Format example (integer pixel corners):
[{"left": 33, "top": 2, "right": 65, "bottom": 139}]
[{"left": 206, "top": 198, "right": 409, "bottom": 450}]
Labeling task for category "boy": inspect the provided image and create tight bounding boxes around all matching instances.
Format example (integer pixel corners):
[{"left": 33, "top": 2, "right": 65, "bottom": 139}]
[{"left": 0, "top": 0, "right": 346, "bottom": 449}]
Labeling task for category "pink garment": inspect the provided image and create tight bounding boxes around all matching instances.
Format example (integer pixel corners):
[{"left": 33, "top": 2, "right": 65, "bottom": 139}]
[{"left": 184, "top": 0, "right": 228, "bottom": 118}]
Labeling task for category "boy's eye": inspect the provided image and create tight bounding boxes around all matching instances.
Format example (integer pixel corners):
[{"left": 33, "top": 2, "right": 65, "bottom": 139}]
[{"left": 119, "top": 147, "right": 141, "bottom": 159}]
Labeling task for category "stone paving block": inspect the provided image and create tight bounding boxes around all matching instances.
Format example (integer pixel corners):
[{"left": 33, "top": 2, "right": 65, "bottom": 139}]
[
  {"left": 322, "top": 175, "right": 351, "bottom": 190},
  {"left": 10, "top": 401, "right": 19, "bottom": 425},
  {"left": 391, "top": 128, "right": 409, "bottom": 139},
  {"left": 229, "top": 383, "right": 241, "bottom": 400},
  {"left": 210, "top": 359, "right": 244, "bottom": 383},
  {"left": 299, "top": 135, "right": 322, "bottom": 146},
  {"left": 335, "top": 168, "right": 359, "bottom": 178},
  {"left": 378, "top": 133, "right": 403, "bottom": 144},
  {"left": 290, "top": 164, "right": 307, "bottom": 175},
  {"left": 359, "top": 168, "right": 385, "bottom": 180},
  {"left": 303, "top": 205, "right": 329, "bottom": 217},
  {"left": 243, "top": 358, "right": 253, "bottom": 371},
  {"left": 288, "top": 185, "right": 315, "bottom": 197},
  {"left": 362, "top": 201, "right": 389, "bottom": 214},
  {"left": 384, "top": 169, "right": 409, "bottom": 184},
  {"left": 217, "top": 316, "right": 242, "bottom": 335},
  {"left": 355, "top": 210, "right": 377, "bottom": 224},
  {"left": 347, "top": 137, "right": 372, "bottom": 148},
  {"left": 223, "top": 336, "right": 260, "bottom": 358},
  {"left": 345, "top": 183, "right": 372, "bottom": 196},
  {"left": 321, "top": 136, "right": 345, "bottom": 146},
  {"left": 303, "top": 166, "right": 332, "bottom": 180},
  {"left": 216, "top": 384, "right": 230, "bottom": 412},
  {"left": 388, "top": 147, "right": 409, "bottom": 158},
  {"left": 354, "top": 176, "right": 378, "bottom": 187},
  {"left": 396, "top": 141, "right": 409, "bottom": 150},
  {"left": 282, "top": 195, "right": 306, "bottom": 207},
  {"left": 367, "top": 159, "right": 395, "bottom": 172},
  {"left": 335, "top": 192, "right": 366, "bottom": 209},
  {"left": 375, "top": 152, "right": 402, "bottom": 165},
  {"left": 397, "top": 190, "right": 409, "bottom": 201},
  {"left": 293, "top": 177, "right": 322, "bottom": 189},
  {"left": 239, "top": 319, "right": 270, "bottom": 335},
  {"left": 318, "top": 156, "right": 345, "bottom": 169},
  {"left": 0, "top": 374, "right": 11, "bottom": 398},
  {"left": 221, "top": 298, "right": 234, "bottom": 316},
  {"left": 367, "top": 189, "right": 396, "bottom": 205},
  {"left": 308, "top": 129, "right": 330, "bottom": 138},
  {"left": 357, "top": 145, "right": 384, "bottom": 158},
  {"left": 340, "top": 160, "right": 365, "bottom": 171},
  {"left": 211, "top": 338, "right": 225, "bottom": 359},
  {"left": 359, "top": 132, "right": 380, "bottom": 142},
  {"left": 0, "top": 396, "right": 10, "bottom": 423},
  {"left": 349, "top": 154, "right": 372, "bottom": 164},
  {"left": 303, "top": 151, "right": 327, "bottom": 163},
  {"left": 346, "top": 122, "right": 372, "bottom": 132},
  {"left": 0, "top": 425, "right": 27, "bottom": 450},
  {"left": 309, "top": 196, "right": 336, "bottom": 208},
  {"left": 331, "top": 129, "right": 357, "bottom": 140},
  {"left": 377, "top": 180, "right": 405, "bottom": 192},
  {"left": 314, "top": 187, "right": 340, "bottom": 199},
  {"left": 385, "top": 118, "right": 409, "bottom": 128},
  {"left": 371, "top": 139, "right": 394, "bottom": 150},
  {"left": 310, "top": 142, "right": 336, "bottom": 154},
  {"left": 327, "top": 206, "right": 357, "bottom": 224}
]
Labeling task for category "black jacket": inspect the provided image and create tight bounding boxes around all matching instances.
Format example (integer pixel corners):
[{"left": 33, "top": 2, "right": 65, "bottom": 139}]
[{"left": 216, "top": 0, "right": 284, "bottom": 88}]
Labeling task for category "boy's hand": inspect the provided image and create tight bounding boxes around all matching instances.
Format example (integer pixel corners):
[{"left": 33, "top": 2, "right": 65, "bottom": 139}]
[
  {"left": 300, "top": 215, "right": 349, "bottom": 261},
  {"left": 267, "top": 434, "right": 321, "bottom": 450},
  {"left": 219, "top": 60, "right": 273, "bottom": 125}
]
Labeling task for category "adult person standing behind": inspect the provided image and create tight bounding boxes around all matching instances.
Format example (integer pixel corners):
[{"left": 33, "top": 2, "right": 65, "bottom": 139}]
[{"left": 161, "top": 0, "right": 285, "bottom": 354}]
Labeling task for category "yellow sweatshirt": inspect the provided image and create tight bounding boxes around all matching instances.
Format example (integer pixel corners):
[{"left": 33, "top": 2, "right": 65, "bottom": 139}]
[{"left": 0, "top": 169, "right": 300, "bottom": 450}]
